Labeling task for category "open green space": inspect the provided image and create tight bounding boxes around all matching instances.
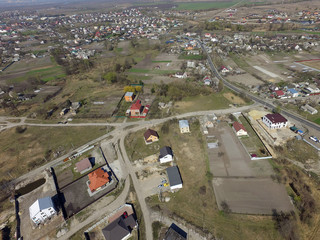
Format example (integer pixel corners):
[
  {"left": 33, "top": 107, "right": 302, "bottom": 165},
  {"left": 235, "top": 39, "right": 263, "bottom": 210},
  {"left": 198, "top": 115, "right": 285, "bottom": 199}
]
[
  {"left": 238, "top": 116, "right": 269, "bottom": 157},
  {"left": 0, "top": 126, "right": 113, "bottom": 182},
  {"left": 176, "top": 1, "right": 240, "bottom": 10},
  {"left": 7, "top": 65, "right": 66, "bottom": 83},
  {"left": 173, "top": 89, "right": 245, "bottom": 114},
  {"left": 128, "top": 68, "right": 177, "bottom": 75},
  {"left": 54, "top": 147, "right": 105, "bottom": 185},
  {"left": 229, "top": 53, "right": 250, "bottom": 68},
  {"left": 179, "top": 54, "right": 205, "bottom": 60},
  {"left": 151, "top": 60, "right": 172, "bottom": 63},
  {"left": 133, "top": 119, "right": 282, "bottom": 239}
]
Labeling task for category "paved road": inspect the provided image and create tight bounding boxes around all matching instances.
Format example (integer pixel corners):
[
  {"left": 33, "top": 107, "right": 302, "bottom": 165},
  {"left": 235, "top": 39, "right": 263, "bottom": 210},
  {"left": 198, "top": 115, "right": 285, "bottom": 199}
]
[
  {"left": 198, "top": 39, "right": 320, "bottom": 132},
  {"left": 119, "top": 136, "right": 153, "bottom": 240}
]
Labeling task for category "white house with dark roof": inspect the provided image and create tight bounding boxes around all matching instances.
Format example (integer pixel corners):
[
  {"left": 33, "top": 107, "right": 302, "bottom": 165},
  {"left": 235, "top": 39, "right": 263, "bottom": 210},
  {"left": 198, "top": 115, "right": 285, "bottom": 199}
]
[
  {"left": 262, "top": 113, "right": 288, "bottom": 129},
  {"left": 29, "top": 197, "right": 56, "bottom": 225},
  {"left": 159, "top": 146, "right": 173, "bottom": 164}
]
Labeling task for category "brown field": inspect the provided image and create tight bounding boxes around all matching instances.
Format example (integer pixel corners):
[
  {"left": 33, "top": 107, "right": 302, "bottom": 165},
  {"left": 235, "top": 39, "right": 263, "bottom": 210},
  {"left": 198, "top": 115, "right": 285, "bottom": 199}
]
[
  {"left": 298, "top": 60, "right": 320, "bottom": 71},
  {"left": 0, "top": 126, "right": 112, "bottom": 182},
  {"left": 223, "top": 92, "right": 246, "bottom": 105},
  {"left": 130, "top": 119, "right": 283, "bottom": 239}
]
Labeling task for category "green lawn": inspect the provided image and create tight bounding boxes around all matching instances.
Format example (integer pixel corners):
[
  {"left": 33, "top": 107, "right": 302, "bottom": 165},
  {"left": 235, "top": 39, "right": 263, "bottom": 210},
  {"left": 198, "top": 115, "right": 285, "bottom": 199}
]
[
  {"left": 151, "top": 60, "right": 172, "bottom": 63},
  {"left": 179, "top": 54, "right": 205, "bottom": 60},
  {"left": 8, "top": 65, "right": 65, "bottom": 83},
  {"left": 142, "top": 120, "right": 282, "bottom": 240},
  {"left": 0, "top": 126, "right": 113, "bottom": 182},
  {"left": 176, "top": 1, "right": 240, "bottom": 10},
  {"left": 238, "top": 116, "right": 269, "bottom": 157},
  {"left": 174, "top": 91, "right": 232, "bottom": 114},
  {"left": 128, "top": 68, "right": 177, "bottom": 75}
]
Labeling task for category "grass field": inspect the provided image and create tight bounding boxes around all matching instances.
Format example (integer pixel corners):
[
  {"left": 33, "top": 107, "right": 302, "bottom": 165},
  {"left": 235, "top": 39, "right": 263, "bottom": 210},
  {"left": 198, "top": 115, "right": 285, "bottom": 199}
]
[
  {"left": 151, "top": 60, "right": 172, "bottom": 63},
  {"left": 297, "top": 60, "right": 320, "bottom": 71},
  {"left": 7, "top": 65, "right": 66, "bottom": 83},
  {"left": 140, "top": 119, "right": 282, "bottom": 239},
  {"left": 179, "top": 54, "right": 205, "bottom": 60},
  {"left": 176, "top": 1, "right": 240, "bottom": 10},
  {"left": 238, "top": 116, "right": 269, "bottom": 157},
  {"left": 0, "top": 126, "right": 112, "bottom": 182},
  {"left": 128, "top": 68, "right": 177, "bottom": 75},
  {"left": 173, "top": 89, "right": 249, "bottom": 114}
]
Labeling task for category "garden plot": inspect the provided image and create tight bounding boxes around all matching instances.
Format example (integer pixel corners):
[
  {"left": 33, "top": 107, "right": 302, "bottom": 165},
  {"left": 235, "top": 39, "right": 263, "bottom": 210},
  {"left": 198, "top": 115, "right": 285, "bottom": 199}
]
[
  {"left": 54, "top": 147, "right": 106, "bottom": 188},
  {"left": 227, "top": 73, "right": 264, "bottom": 87},
  {"left": 207, "top": 122, "right": 292, "bottom": 214},
  {"left": 128, "top": 53, "right": 183, "bottom": 84}
]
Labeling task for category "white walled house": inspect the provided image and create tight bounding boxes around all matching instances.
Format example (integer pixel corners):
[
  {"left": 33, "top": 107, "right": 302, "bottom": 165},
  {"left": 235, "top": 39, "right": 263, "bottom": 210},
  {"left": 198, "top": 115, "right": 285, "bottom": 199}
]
[
  {"left": 233, "top": 121, "right": 248, "bottom": 136},
  {"left": 29, "top": 197, "right": 57, "bottom": 225},
  {"left": 262, "top": 113, "right": 288, "bottom": 129},
  {"left": 179, "top": 120, "right": 190, "bottom": 133},
  {"left": 159, "top": 146, "right": 173, "bottom": 164}
]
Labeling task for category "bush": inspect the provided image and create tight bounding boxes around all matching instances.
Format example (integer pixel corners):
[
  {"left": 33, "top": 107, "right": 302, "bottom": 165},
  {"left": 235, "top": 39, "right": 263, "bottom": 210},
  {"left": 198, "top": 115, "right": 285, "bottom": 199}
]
[{"left": 15, "top": 126, "right": 27, "bottom": 134}]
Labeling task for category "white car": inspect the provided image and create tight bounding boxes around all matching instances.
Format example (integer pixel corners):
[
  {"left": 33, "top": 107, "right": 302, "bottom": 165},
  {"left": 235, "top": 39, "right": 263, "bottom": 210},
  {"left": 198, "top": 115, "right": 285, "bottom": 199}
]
[{"left": 309, "top": 136, "right": 319, "bottom": 143}]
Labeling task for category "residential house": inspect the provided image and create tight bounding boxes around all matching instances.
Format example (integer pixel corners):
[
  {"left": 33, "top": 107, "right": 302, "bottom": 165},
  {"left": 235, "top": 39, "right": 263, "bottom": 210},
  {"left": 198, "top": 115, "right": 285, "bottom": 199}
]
[
  {"left": 144, "top": 129, "right": 159, "bottom": 144},
  {"left": 287, "top": 88, "right": 299, "bottom": 98},
  {"left": 221, "top": 66, "right": 229, "bottom": 73},
  {"left": 124, "top": 92, "right": 135, "bottom": 102},
  {"left": 179, "top": 120, "right": 190, "bottom": 133},
  {"left": 163, "top": 223, "right": 187, "bottom": 240},
  {"left": 187, "top": 61, "right": 195, "bottom": 68},
  {"left": 233, "top": 121, "right": 248, "bottom": 136},
  {"left": 262, "top": 113, "right": 288, "bottom": 129},
  {"left": 159, "top": 146, "right": 173, "bottom": 164},
  {"left": 88, "top": 168, "right": 110, "bottom": 193},
  {"left": 203, "top": 76, "right": 212, "bottom": 86},
  {"left": 166, "top": 166, "right": 183, "bottom": 191},
  {"left": 75, "top": 158, "right": 92, "bottom": 174},
  {"left": 174, "top": 72, "right": 187, "bottom": 79},
  {"left": 128, "top": 100, "right": 150, "bottom": 118},
  {"left": 102, "top": 213, "right": 138, "bottom": 240},
  {"left": 60, "top": 108, "right": 69, "bottom": 116},
  {"left": 29, "top": 197, "right": 57, "bottom": 225},
  {"left": 274, "top": 90, "right": 285, "bottom": 99},
  {"left": 70, "top": 102, "right": 81, "bottom": 115},
  {"left": 301, "top": 104, "right": 318, "bottom": 115}
]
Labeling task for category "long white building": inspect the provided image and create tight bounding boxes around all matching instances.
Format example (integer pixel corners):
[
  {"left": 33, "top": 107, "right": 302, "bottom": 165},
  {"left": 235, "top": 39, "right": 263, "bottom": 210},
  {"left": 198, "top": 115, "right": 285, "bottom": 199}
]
[{"left": 262, "top": 113, "right": 288, "bottom": 129}]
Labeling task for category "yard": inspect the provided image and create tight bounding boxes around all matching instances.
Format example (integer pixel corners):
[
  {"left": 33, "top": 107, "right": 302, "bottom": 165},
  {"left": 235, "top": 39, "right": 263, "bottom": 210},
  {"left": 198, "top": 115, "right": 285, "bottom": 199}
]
[
  {"left": 0, "top": 126, "right": 112, "bottom": 182},
  {"left": 54, "top": 147, "right": 106, "bottom": 188},
  {"left": 143, "top": 119, "right": 283, "bottom": 239},
  {"left": 173, "top": 89, "right": 249, "bottom": 114},
  {"left": 238, "top": 116, "right": 269, "bottom": 157},
  {"left": 125, "top": 119, "right": 283, "bottom": 239}
]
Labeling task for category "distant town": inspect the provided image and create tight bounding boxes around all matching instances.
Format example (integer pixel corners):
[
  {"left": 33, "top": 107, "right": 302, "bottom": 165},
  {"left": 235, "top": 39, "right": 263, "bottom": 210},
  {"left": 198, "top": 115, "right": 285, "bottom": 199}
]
[{"left": 0, "top": 1, "right": 320, "bottom": 240}]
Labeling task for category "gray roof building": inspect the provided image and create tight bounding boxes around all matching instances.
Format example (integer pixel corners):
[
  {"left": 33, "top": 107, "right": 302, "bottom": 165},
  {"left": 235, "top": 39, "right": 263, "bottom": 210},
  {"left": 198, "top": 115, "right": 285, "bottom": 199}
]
[
  {"left": 102, "top": 215, "right": 137, "bottom": 240},
  {"left": 166, "top": 166, "right": 183, "bottom": 190}
]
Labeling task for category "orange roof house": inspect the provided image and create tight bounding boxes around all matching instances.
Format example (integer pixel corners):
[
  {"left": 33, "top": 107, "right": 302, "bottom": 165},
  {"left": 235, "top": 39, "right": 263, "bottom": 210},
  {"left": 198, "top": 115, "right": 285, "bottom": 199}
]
[{"left": 88, "top": 168, "right": 110, "bottom": 192}]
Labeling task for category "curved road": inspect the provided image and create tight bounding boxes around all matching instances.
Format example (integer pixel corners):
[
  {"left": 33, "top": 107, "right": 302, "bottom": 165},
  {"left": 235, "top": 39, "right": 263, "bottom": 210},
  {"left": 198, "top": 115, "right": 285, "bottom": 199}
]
[{"left": 198, "top": 39, "right": 320, "bottom": 132}]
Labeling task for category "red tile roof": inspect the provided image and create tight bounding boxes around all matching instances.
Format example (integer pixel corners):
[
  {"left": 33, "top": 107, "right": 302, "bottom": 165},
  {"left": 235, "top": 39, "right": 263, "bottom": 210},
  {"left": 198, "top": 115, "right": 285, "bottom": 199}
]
[
  {"left": 130, "top": 100, "right": 142, "bottom": 111},
  {"left": 233, "top": 121, "right": 247, "bottom": 133},
  {"left": 88, "top": 168, "right": 110, "bottom": 192},
  {"left": 275, "top": 90, "right": 284, "bottom": 96}
]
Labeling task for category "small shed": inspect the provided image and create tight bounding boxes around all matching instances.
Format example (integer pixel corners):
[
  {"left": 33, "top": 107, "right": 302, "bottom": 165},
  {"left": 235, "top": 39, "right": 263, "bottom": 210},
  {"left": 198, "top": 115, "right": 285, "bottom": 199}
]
[{"left": 75, "top": 158, "right": 92, "bottom": 174}]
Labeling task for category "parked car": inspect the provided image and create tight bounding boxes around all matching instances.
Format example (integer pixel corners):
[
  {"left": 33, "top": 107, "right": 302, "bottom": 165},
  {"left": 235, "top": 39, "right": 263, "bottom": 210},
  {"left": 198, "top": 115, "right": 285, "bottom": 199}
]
[{"left": 309, "top": 136, "right": 319, "bottom": 142}]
